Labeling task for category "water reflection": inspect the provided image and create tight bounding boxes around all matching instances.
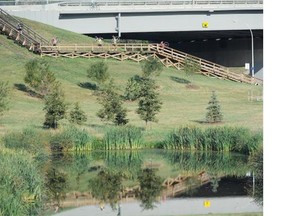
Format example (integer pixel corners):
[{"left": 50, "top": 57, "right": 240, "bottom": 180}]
[
  {"left": 46, "top": 150, "right": 262, "bottom": 214},
  {"left": 136, "top": 168, "right": 163, "bottom": 210},
  {"left": 89, "top": 169, "right": 123, "bottom": 210},
  {"left": 45, "top": 167, "right": 69, "bottom": 212}
]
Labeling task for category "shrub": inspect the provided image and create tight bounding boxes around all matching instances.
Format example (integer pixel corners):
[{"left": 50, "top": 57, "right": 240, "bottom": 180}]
[
  {"left": 24, "top": 58, "right": 56, "bottom": 96},
  {"left": 50, "top": 126, "right": 95, "bottom": 152},
  {"left": 2, "top": 128, "right": 50, "bottom": 161},
  {"left": 87, "top": 61, "right": 109, "bottom": 86}
]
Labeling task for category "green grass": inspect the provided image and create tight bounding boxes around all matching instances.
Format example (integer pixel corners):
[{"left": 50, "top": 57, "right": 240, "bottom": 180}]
[{"left": 0, "top": 18, "right": 263, "bottom": 142}]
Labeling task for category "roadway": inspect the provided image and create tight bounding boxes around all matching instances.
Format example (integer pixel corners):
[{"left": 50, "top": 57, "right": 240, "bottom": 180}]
[{"left": 53, "top": 197, "right": 263, "bottom": 216}]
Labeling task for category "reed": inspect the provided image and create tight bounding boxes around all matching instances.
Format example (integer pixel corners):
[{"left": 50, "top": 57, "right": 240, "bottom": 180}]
[
  {"left": 163, "top": 126, "right": 262, "bottom": 155},
  {"left": 103, "top": 125, "right": 143, "bottom": 150}
]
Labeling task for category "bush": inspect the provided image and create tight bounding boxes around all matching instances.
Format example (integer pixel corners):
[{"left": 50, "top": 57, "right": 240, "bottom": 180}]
[
  {"left": 50, "top": 126, "right": 96, "bottom": 152},
  {"left": 2, "top": 128, "right": 50, "bottom": 161}
]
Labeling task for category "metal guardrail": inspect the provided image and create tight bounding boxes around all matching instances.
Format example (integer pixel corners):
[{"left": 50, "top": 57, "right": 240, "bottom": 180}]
[
  {"left": 0, "top": 0, "right": 263, "bottom": 6},
  {"left": 59, "top": 0, "right": 264, "bottom": 7}
]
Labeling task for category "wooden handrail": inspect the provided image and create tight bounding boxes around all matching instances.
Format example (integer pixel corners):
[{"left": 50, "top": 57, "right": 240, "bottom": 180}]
[
  {"left": 38, "top": 43, "right": 262, "bottom": 85},
  {"left": 0, "top": 7, "right": 49, "bottom": 45}
]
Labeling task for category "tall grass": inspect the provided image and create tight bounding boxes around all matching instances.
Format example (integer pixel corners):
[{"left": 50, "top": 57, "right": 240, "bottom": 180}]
[
  {"left": 163, "top": 126, "right": 262, "bottom": 155},
  {"left": 0, "top": 148, "right": 45, "bottom": 216},
  {"left": 103, "top": 125, "right": 143, "bottom": 150}
]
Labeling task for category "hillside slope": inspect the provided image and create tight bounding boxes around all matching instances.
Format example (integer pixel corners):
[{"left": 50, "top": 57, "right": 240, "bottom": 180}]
[{"left": 0, "top": 19, "right": 263, "bottom": 141}]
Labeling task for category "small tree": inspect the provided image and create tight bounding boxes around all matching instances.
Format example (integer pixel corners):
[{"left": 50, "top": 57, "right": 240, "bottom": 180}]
[
  {"left": 97, "top": 80, "right": 128, "bottom": 125},
  {"left": 141, "top": 57, "right": 163, "bottom": 78},
  {"left": 87, "top": 61, "right": 109, "bottom": 89},
  {"left": 43, "top": 82, "right": 68, "bottom": 129},
  {"left": 137, "top": 79, "right": 162, "bottom": 126},
  {"left": 24, "top": 58, "right": 56, "bottom": 96},
  {"left": 206, "top": 91, "right": 223, "bottom": 123},
  {"left": 69, "top": 102, "right": 87, "bottom": 125},
  {"left": 0, "top": 81, "right": 10, "bottom": 118}
]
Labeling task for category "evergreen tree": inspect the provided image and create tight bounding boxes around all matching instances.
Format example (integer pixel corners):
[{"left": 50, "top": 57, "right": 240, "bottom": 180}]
[
  {"left": 113, "top": 109, "right": 129, "bottom": 126},
  {"left": 43, "top": 82, "right": 68, "bottom": 129},
  {"left": 206, "top": 91, "right": 223, "bottom": 123},
  {"left": 69, "top": 102, "right": 87, "bottom": 125},
  {"left": 24, "top": 58, "right": 56, "bottom": 96},
  {"left": 136, "top": 79, "right": 162, "bottom": 125},
  {"left": 0, "top": 81, "right": 10, "bottom": 118}
]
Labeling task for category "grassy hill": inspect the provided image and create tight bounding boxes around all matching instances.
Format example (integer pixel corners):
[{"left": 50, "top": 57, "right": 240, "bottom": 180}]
[{"left": 0, "top": 18, "right": 263, "bottom": 142}]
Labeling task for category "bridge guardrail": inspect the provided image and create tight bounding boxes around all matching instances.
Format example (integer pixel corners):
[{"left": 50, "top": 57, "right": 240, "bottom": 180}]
[{"left": 57, "top": 0, "right": 263, "bottom": 7}]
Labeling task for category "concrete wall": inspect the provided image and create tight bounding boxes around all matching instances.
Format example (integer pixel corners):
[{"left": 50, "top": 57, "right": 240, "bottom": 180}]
[{"left": 3, "top": 7, "right": 262, "bottom": 35}]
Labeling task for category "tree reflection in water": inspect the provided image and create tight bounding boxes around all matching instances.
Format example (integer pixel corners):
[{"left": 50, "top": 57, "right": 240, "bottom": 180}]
[
  {"left": 88, "top": 169, "right": 123, "bottom": 210},
  {"left": 45, "top": 167, "right": 69, "bottom": 212},
  {"left": 88, "top": 167, "right": 163, "bottom": 212},
  {"left": 136, "top": 168, "right": 163, "bottom": 210}
]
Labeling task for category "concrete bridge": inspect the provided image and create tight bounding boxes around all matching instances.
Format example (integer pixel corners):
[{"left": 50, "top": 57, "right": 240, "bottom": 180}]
[
  {"left": 0, "top": 0, "right": 263, "bottom": 36},
  {"left": 0, "top": 0, "right": 263, "bottom": 78}
]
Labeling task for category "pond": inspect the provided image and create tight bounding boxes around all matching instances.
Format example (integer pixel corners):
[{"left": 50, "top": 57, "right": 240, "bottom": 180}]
[{"left": 45, "top": 150, "right": 262, "bottom": 216}]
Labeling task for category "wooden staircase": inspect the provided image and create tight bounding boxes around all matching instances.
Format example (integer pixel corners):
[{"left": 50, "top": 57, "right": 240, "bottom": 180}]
[
  {"left": 0, "top": 8, "right": 262, "bottom": 85},
  {"left": 0, "top": 7, "right": 49, "bottom": 52},
  {"left": 149, "top": 44, "right": 263, "bottom": 85}
]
